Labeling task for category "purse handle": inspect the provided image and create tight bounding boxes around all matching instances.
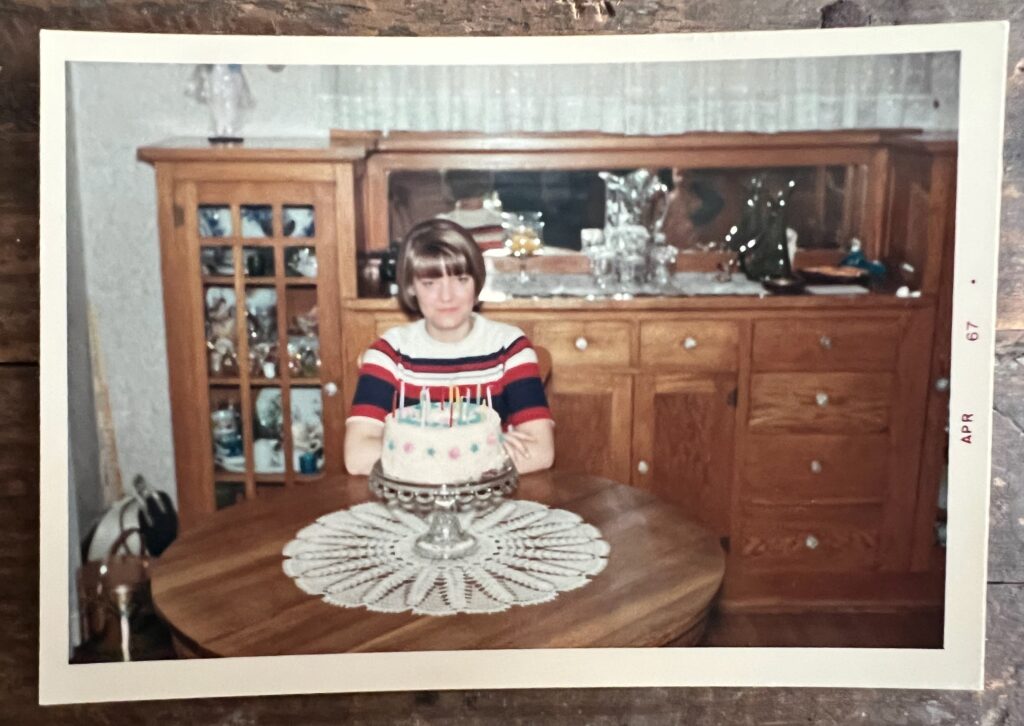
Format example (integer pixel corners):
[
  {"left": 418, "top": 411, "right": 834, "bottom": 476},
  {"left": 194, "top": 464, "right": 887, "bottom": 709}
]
[{"left": 105, "top": 527, "right": 147, "bottom": 563}]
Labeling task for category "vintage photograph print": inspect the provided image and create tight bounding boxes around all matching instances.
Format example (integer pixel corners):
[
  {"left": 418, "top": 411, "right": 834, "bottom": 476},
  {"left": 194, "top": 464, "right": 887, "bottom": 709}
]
[{"left": 39, "top": 23, "right": 1007, "bottom": 702}]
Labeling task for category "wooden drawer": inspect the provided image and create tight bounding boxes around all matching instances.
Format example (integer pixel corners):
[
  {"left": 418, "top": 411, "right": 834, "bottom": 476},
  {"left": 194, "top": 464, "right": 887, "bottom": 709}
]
[
  {"left": 752, "top": 318, "right": 899, "bottom": 372},
  {"left": 738, "top": 503, "right": 881, "bottom": 571},
  {"left": 639, "top": 320, "right": 738, "bottom": 370},
  {"left": 742, "top": 434, "right": 889, "bottom": 505},
  {"left": 748, "top": 372, "right": 891, "bottom": 433},
  {"left": 531, "top": 320, "right": 632, "bottom": 368}
]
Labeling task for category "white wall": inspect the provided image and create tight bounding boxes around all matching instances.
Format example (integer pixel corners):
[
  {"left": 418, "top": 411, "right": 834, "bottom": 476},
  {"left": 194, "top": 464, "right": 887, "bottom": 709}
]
[
  {"left": 66, "top": 55, "right": 959, "bottom": 529},
  {"left": 66, "top": 63, "right": 330, "bottom": 526}
]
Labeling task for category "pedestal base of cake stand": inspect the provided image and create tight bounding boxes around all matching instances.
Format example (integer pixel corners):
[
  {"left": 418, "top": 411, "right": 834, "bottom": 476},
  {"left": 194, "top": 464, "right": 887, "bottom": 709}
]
[{"left": 368, "top": 461, "right": 518, "bottom": 561}]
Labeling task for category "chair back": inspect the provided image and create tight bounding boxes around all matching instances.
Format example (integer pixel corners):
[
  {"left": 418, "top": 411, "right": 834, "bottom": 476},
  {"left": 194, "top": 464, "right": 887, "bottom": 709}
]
[{"left": 535, "top": 345, "right": 552, "bottom": 388}]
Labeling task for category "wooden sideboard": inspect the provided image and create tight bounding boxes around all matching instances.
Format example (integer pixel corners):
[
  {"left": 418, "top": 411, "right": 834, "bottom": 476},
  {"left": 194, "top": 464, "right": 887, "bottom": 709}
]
[{"left": 139, "top": 129, "right": 955, "bottom": 609}]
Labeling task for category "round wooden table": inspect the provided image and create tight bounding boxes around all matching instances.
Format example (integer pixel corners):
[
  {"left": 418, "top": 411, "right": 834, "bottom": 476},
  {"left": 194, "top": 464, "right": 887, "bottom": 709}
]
[{"left": 151, "top": 471, "right": 725, "bottom": 656}]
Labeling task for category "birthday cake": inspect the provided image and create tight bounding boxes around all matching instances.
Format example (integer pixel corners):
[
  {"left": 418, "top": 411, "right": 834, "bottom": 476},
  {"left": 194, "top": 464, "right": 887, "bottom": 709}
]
[{"left": 381, "top": 401, "right": 508, "bottom": 485}]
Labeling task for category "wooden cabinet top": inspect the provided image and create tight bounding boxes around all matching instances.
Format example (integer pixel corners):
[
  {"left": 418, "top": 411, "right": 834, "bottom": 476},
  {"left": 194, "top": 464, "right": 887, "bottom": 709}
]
[
  {"left": 333, "top": 128, "right": 955, "bottom": 154},
  {"left": 138, "top": 128, "right": 956, "bottom": 165},
  {"left": 137, "top": 137, "right": 369, "bottom": 164}
]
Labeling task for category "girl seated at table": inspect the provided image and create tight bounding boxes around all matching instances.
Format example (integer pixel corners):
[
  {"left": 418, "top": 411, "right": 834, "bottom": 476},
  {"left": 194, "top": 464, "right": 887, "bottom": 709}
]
[{"left": 344, "top": 219, "right": 555, "bottom": 475}]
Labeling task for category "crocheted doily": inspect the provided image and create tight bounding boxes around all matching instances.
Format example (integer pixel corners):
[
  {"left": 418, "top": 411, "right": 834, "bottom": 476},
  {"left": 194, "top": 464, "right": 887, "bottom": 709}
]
[{"left": 282, "top": 499, "right": 610, "bottom": 616}]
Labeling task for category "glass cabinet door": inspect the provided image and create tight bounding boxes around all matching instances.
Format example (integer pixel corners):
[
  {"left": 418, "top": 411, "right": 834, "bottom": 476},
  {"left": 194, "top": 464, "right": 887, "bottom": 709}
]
[{"left": 191, "top": 182, "right": 341, "bottom": 510}]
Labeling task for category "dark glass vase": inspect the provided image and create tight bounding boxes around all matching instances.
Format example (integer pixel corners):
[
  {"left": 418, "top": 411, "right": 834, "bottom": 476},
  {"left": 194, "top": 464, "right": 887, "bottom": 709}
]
[
  {"left": 742, "top": 200, "right": 793, "bottom": 281},
  {"left": 737, "top": 178, "right": 795, "bottom": 282}
]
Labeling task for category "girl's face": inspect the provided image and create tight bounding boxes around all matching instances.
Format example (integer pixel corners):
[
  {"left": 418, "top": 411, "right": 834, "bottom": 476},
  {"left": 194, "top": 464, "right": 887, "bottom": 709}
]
[{"left": 412, "top": 271, "right": 476, "bottom": 342}]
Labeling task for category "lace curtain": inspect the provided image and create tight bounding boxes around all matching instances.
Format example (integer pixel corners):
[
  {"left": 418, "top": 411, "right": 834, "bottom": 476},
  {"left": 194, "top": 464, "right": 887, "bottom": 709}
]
[{"left": 327, "top": 53, "right": 958, "bottom": 134}]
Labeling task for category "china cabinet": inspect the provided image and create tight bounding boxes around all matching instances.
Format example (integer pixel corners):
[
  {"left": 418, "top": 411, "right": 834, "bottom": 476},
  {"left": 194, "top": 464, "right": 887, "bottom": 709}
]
[{"left": 140, "top": 128, "right": 955, "bottom": 610}]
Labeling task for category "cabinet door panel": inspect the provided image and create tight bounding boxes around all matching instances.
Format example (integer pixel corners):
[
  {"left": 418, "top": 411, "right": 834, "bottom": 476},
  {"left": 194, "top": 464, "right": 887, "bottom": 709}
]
[
  {"left": 171, "top": 179, "right": 343, "bottom": 526},
  {"left": 546, "top": 370, "right": 632, "bottom": 484},
  {"left": 633, "top": 373, "right": 736, "bottom": 536}
]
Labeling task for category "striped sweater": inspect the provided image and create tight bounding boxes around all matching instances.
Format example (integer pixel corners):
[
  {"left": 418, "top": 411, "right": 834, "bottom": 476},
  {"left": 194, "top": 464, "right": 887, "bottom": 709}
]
[{"left": 348, "top": 313, "right": 552, "bottom": 428}]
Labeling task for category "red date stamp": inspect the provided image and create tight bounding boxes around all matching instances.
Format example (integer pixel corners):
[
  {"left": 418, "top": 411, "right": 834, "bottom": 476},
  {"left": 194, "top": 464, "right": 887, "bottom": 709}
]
[{"left": 960, "top": 413, "right": 973, "bottom": 444}]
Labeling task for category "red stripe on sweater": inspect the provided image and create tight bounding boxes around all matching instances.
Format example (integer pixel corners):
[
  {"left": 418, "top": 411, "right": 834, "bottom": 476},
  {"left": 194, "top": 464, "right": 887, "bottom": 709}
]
[
  {"left": 369, "top": 338, "right": 400, "bottom": 360},
  {"left": 507, "top": 406, "right": 553, "bottom": 427},
  {"left": 350, "top": 403, "right": 387, "bottom": 422},
  {"left": 361, "top": 363, "right": 398, "bottom": 385},
  {"left": 504, "top": 336, "right": 531, "bottom": 359},
  {"left": 502, "top": 361, "right": 542, "bottom": 384},
  {"left": 399, "top": 357, "right": 505, "bottom": 375}
]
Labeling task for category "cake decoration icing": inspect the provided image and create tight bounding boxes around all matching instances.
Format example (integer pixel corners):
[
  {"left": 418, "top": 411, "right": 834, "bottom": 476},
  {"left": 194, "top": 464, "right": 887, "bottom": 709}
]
[{"left": 380, "top": 400, "right": 509, "bottom": 484}]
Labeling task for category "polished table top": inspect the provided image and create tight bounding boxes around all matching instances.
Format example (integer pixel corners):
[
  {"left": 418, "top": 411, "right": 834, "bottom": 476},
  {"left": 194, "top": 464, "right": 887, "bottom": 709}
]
[{"left": 151, "top": 471, "right": 725, "bottom": 656}]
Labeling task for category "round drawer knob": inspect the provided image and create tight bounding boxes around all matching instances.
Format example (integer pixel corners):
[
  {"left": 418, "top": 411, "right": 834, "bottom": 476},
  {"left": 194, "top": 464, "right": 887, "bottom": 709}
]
[
  {"left": 682, "top": 336, "right": 698, "bottom": 350},
  {"left": 819, "top": 335, "right": 833, "bottom": 350},
  {"left": 323, "top": 382, "right": 339, "bottom": 397},
  {"left": 805, "top": 534, "right": 820, "bottom": 550},
  {"left": 815, "top": 392, "right": 829, "bottom": 407},
  {"left": 637, "top": 460, "right": 650, "bottom": 475},
  {"left": 935, "top": 377, "right": 950, "bottom": 392},
  {"left": 575, "top": 336, "right": 589, "bottom": 351},
  {"left": 810, "top": 459, "right": 823, "bottom": 474}
]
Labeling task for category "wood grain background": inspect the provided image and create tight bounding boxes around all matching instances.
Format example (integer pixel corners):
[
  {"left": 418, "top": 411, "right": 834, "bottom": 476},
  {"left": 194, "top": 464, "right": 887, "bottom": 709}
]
[{"left": 3, "top": 1, "right": 1022, "bottom": 722}]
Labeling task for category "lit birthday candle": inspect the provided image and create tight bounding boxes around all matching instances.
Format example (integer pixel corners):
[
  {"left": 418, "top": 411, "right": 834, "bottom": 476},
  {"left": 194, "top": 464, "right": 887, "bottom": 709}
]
[{"left": 399, "top": 380, "right": 405, "bottom": 421}]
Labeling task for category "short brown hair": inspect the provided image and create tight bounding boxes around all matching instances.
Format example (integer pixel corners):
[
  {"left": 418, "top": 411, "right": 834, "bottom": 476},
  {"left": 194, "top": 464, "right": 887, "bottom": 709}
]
[{"left": 396, "top": 219, "right": 486, "bottom": 315}]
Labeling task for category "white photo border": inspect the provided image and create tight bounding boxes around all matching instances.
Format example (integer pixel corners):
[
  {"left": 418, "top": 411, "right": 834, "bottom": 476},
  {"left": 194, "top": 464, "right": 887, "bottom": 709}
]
[{"left": 39, "top": 22, "right": 1008, "bottom": 703}]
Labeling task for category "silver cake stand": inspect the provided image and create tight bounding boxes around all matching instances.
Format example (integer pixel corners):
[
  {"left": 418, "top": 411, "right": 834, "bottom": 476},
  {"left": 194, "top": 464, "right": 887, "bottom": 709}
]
[{"left": 368, "top": 460, "right": 519, "bottom": 560}]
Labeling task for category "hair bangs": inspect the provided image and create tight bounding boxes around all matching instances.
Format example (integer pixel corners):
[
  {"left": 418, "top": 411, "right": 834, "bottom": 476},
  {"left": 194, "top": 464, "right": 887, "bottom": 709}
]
[{"left": 410, "top": 241, "right": 470, "bottom": 280}]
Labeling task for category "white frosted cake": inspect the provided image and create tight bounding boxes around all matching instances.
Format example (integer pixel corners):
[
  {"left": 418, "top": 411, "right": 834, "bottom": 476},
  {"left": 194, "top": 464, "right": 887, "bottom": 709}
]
[{"left": 381, "top": 402, "right": 508, "bottom": 484}]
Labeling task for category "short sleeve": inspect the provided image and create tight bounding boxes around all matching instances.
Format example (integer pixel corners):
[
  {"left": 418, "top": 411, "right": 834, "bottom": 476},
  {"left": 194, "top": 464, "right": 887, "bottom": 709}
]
[
  {"left": 500, "top": 335, "right": 553, "bottom": 427},
  {"left": 347, "top": 337, "right": 400, "bottom": 425}
]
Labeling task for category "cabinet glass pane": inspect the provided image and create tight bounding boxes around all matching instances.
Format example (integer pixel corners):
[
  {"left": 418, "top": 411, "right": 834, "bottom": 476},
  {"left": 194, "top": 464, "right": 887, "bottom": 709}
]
[
  {"left": 246, "top": 287, "right": 277, "bottom": 379},
  {"left": 215, "top": 482, "right": 245, "bottom": 510},
  {"left": 210, "top": 387, "right": 244, "bottom": 473},
  {"left": 243, "top": 246, "right": 275, "bottom": 277},
  {"left": 253, "top": 386, "right": 285, "bottom": 473},
  {"left": 241, "top": 204, "right": 273, "bottom": 238},
  {"left": 285, "top": 246, "right": 318, "bottom": 278},
  {"left": 198, "top": 205, "right": 232, "bottom": 238},
  {"left": 286, "top": 287, "right": 319, "bottom": 378},
  {"left": 201, "top": 246, "right": 234, "bottom": 275},
  {"left": 291, "top": 386, "right": 324, "bottom": 475},
  {"left": 283, "top": 205, "right": 315, "bottom": 238},
  {"left": 205, "top": 286, "right": 239, "bottom": 377}
]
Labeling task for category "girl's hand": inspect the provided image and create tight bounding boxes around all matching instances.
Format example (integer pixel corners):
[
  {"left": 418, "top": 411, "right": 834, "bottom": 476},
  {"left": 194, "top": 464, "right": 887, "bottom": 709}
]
[{"left": 501, "top": 425, "right": 536, "bottom": 464}]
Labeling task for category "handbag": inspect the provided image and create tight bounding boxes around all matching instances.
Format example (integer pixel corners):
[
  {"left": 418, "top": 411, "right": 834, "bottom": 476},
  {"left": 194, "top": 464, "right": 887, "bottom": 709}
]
[{"left": 76, "top": 527, "right": 152, "bottom": 661}]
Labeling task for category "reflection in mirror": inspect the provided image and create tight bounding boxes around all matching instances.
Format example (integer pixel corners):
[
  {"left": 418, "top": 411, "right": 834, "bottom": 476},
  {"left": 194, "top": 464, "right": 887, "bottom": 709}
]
[{"left": 387, "top": 165, "right": 866, "bottom": 253}]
